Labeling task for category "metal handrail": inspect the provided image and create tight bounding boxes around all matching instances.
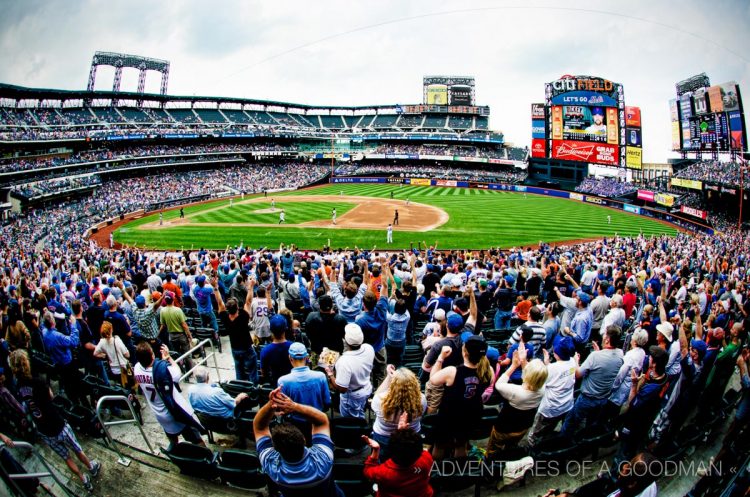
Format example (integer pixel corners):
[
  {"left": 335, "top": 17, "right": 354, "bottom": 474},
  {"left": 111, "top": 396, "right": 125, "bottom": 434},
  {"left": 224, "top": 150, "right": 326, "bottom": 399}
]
[
  {"left": 0, "top": 440, "right": 76, "bottom": 497},
  {"left": 95, "top": 395, "right": 158, "bottom": 467},
  {"left": 173, "top": 338, "right": 221, "bottom": 383}
]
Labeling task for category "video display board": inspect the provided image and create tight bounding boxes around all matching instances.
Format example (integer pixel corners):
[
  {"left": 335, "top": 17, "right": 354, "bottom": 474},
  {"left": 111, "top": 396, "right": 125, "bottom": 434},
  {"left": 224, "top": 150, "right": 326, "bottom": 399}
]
[
  {"left": 423, "top": 76, "right": 475, "bottom": 106},
  {"left": 540, "top": 75, "right": 627, "bottom": 166},
  {"left": 671, "top": 76, "right": 746, "bottom": 152}
]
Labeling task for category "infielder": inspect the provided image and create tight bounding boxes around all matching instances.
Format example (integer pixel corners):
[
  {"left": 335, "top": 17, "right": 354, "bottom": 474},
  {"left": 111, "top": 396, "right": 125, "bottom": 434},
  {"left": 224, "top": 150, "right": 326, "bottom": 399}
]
[
  {"left": 271, "top": 198, "right": 276, "bottom": 211},
  {"left": 278, "top": 209, "right": 285, "bottom": 224},
  {"left": 332, "top": 208, "right": 337, "bottom": 225},
  {"left": 393, "top": 209, "right": 399, "bottom": 226},
  {"left": 386, "top": 224, "right": 393, "bottom": 244}
]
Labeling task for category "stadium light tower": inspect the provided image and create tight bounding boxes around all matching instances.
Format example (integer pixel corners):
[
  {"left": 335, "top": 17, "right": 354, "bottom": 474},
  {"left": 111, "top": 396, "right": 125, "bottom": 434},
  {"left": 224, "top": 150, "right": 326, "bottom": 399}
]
[{"left": 86, "top": 51, "right": 170, "bottom": 106}]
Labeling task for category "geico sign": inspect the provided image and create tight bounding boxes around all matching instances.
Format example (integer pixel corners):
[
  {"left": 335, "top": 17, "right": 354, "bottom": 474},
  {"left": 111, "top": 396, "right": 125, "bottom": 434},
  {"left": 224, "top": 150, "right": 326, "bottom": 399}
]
[{"left": 585, "top": 196, "right": 605, "bottom": 205}]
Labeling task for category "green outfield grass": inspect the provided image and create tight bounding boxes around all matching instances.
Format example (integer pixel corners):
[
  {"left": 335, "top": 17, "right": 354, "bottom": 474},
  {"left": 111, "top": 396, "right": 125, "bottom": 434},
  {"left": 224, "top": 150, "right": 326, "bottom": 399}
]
[{"left": 114, "top": 183, "right": 679, "bottom": 249}]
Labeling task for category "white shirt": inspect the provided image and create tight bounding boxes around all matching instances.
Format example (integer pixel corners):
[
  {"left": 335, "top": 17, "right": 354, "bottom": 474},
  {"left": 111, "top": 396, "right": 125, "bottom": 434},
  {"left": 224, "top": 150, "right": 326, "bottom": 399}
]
[
  {"left": 538, "top": 358, "right": 577, "bottom": 418},
  {"left": 94, "top": 336, "right": 129, "bottom": 374},
  {"left": 602, "top": 307, "right": 626, "bottom": 331},
  {"left": 134, "top": 361, "right": 196, "bottom": 435},
  {"left": 335, "top": 344, "right": 375, "bottom": 394}
]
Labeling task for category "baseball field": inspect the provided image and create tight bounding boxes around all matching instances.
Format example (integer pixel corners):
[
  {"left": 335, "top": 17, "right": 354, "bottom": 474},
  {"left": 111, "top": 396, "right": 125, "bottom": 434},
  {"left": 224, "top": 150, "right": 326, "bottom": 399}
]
[{"left": 112, "top": 183, "right": 679, "bottom": 250}]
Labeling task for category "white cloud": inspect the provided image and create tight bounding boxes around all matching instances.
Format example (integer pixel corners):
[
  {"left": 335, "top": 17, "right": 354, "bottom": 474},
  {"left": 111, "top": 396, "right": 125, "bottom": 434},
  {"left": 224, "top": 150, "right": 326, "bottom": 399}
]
[{"left": 0, "top": 0, "right": 747, "bottom": 162}]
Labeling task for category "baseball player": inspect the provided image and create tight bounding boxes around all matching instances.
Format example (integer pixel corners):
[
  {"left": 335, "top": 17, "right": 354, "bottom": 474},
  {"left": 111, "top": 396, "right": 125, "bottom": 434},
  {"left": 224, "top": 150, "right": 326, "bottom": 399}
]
[
  {"left": 109, "top": 233, "right": 114, "bottom": 248},
  {"left": 406, "top": 198, "right": 410, "bottom": 206},
  {"left": 278, "top": 209, "right": 285, "bottom": 224},
  {"left": 332, "top": 208, "right": 337, "bottom": 225},
  {"left": 159, "top": 211, "right": 163, "bottom": 225},
  {"left": 607, "top": 215, "right": 611, "bottom": 225},
  {"left": 271, "top": 198, "right": 276, "bottom": 211},
  {"left": 387, "top": 224, "right": 393, "bottom": 244}
]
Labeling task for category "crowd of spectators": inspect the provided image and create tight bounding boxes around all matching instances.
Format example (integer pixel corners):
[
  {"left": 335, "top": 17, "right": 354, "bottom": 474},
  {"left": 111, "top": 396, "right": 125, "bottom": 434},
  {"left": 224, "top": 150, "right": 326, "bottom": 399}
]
[
  {"left": 0, "top": 143, "right": 296, "bottom": 175},
  {"left": 11, "top": 175, "right": 102, "bottom": 199},
  {"left": 673, "top": 160, "right": 749, "bottom": 188},
  {"left": 0, "top": 215, "right": 747, "bottom": 495},
  {"left": 0, "top": 164, "right": 327, "bottom": 251},
  {"left": 575, "top": 177, "right": 638, "bottom": 198},
  {"left": 335, "top": 163, "right": 527, "bottom": 183},
  {"left": 370, "top": 143, "right": 517, "bottom": 160}
]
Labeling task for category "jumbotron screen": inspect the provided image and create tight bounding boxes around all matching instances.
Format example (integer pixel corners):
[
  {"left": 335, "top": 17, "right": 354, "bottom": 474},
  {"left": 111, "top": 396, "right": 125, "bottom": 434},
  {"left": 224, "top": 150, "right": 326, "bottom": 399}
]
[
  {"left": 423, "top": 76, "right": 475, "bottom": 106},
  {"left": 671, "top": 75, "right": 747, "bottom": 152},
  {"left": 539, "top": 75, "right": 627, "bottom": 167}
]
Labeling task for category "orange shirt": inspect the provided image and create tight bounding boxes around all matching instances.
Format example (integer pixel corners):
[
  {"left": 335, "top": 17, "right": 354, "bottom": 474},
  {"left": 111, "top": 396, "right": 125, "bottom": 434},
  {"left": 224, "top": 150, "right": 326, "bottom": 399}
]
[
  {"left": 515, "top": 300, "right": 532, "bottom": 321},
  {"left": 163, "top": 281, "right": 183, "bottom": 307}
]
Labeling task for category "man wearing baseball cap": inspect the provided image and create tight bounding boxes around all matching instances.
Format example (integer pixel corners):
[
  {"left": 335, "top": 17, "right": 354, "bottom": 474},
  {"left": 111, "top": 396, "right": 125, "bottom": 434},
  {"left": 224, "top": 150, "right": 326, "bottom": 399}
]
[
  {"left": 278, "top": 342, "right": 331, "bottom": 443},
  {"left": 159, "top": 292, "right": 194, "bottom": 373},
  {"left": 562, "top": 290, "right": 594, "bottom": 350},
  {"left": 260, "top": 315, "right": 293, "bottom": 388},
  {"left": 305, "top": 294, "right": 347, "bottom": 356},
  {"left": 325, "top": 323, "right": 374, "bottom": 419},
  {"left": 423, "top": 312, "right": 466, "bottom": 377}
]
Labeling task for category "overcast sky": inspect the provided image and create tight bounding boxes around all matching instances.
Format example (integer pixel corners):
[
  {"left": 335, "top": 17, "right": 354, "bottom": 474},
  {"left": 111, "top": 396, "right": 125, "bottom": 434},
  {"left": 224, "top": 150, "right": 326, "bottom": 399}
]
[{"left": 1, "top": 0, "right": 748, "bottom": 162}]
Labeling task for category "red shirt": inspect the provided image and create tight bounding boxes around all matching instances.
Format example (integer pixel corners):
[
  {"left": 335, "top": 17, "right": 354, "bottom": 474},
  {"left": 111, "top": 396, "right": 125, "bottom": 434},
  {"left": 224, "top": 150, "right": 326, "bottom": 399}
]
[
  {"left": 363, "top": 451, "right": 433, "bottom": 497},
  {"left": 623, "top": 292, "right": 636, "bottom": 318}
]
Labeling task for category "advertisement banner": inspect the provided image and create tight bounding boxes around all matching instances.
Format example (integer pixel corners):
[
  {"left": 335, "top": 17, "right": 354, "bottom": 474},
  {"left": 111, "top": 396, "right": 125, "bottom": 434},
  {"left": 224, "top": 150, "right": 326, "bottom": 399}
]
[
  {"left": 671, "top": 121, "right": 681, "bottom": 151},
  {"left": 551, "top": 106, "right": 563, "bottom": 140},
  {"left": 531, "top": 120, "right": 546, "bottom": 139},
  {"left": 637, "top": 190, "right": 655, "bottom": 202},
  {"left": 409, "top": 178, "right": 432, "bottom": 186},
  {"left": 585, "top": 196, "right": 606, "bottom": 205},
  {"left": 681, "top": 119, "right": 693, "bottom": 149},
  {"left": 707, "top": 86, "right": 724, "bottom": 113},
  {"left": 623, "top": 204, "right": 641, "bottom": 215},
  {"left": 729, "top": 110, "right": 745, "bottom": 150},
  {"left": 551, "top": 140, "right": 618, "bottom": 166},
  {"left": 720, "top": 82, "right": 740, "bottom": 112},
  {"left": 606, "top": 107, "right": 619, "bottom": 144},
  {"left": 671, "top": 178, "right": 703, "bottom": 190},
  {"left": 625, "top": 106, "right": 641, "bottom": 127},
  {"left": 669, "top": 99, "right": 679, "bottom": 122},
  {"left": 654, "top": 193, "right": 675, "bottom": 207},
  {"left": 693, "top": 88, "right": 708, "bottom": 115},
  {"left": 436, "top": 179, "right": 457, "bottom": 187},
  {"left": 455, "top": 156, "right": 488, "bottom": 163},
  {"left": 626, "top": 147, "right": 642, "bottom": 169},
  {"left": 680, "top": 93, "right": 693, "bottom": 120},
  {"left": 680, "top": 205, "right": 708, "bottom": 220},
  {"left": 722, "top": 187, "right": 737, "bottom": 195},
  {"left": 569, "top": 192, "right": 584, "bottom": 201},
  {"left": 705, "top": 184, "right": 720, "bottom": 192},
  {"left": 331, "top": 177, "right": 386, "bottom": 184},
  {"left": 426, "top": 84, "right": 449, "bottom": 105},
  {"left": 626, "top": 128, "right": 642, "bottom": 147},
  {"left": 550, "top": 91, "right": 618, "bottom": 107},
  {"left": 531, "top": 138, "right": 546, "bottom": 158},
  {"left": 531, "top": 103, "right": 546, "bottom": 120}
]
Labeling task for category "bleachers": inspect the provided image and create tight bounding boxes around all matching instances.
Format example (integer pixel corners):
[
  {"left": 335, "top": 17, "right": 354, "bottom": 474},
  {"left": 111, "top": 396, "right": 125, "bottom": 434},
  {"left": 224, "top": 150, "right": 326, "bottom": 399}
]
[
  {"left": 195, "top": 109, "right": 227, "bottom": 124},
  {"left": 448, "top": 115, "right": 472, "bottom": 129},
  {"left": 119, "top": 108, "right": 155, "bottom": 123},
  {"left": 320, "top": 115, "right": 345, "bottom": 129},
  {"left": 246, "top": 111, "right": 276, "bottom": 125},
  {"left": 220, "top": 109, "right": 253, "bottom": 124},
  {"left": 371, "top": 114, "right": 398, "bottom": 128},
  {"left": 475, "top": 116, "right": 489, "bottom": 130},
  {"left": 167, "top": 109, "right": 199, "bottom": 124},
  {"left": 397, "top": 115, "right": 423, "bottom": 129},
  {"left": 423, "top": 115, "right": 447, "bottom": 129},
  {"left": 92, "top": 107, "right": 126, "bottom": 123}
]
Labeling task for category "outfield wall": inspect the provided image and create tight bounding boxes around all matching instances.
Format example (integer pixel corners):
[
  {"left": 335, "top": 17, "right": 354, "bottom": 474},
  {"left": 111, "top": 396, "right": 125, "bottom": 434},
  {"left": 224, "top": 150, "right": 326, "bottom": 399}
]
[{"left": 330, "top": 176, "right": 714, "bottom": 235}]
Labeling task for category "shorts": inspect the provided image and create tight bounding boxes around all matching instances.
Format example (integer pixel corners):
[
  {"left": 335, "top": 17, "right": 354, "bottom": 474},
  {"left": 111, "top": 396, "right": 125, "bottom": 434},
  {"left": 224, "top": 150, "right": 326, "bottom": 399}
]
[{"left": 40, "top": 422, "right": 82, "bottom": 460}]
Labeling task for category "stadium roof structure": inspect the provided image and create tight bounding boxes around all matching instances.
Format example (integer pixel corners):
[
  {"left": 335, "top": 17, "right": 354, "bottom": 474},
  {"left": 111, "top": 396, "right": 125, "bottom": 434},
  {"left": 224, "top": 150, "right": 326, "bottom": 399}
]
[{"left": 0, "top": 83, "right": 491, "bottom": 116}]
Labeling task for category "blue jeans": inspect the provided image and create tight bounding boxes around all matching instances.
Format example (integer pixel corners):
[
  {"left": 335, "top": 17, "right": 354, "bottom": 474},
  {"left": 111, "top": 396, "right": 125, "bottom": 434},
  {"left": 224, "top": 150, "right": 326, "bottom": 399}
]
[
  {"left": 561, "top": 394, "right": 607, "bottom": 438},
  {"left": 494, "top": 309, "right": 512, "bottom": 330},
  {"left": 200, "top": 310, "right": 219, "bottom": 334},
  {"left": 371, "top": 431, "right": 392, "bottom": 463},
  {"left": 385, "top": 342, "right": 405, "bottom": 368},
  {"left": 232, "top": 347, "right": 259, "bottom": 383},
  {"left": 339, "top": 389, "right": 370, "bottom": 418}
]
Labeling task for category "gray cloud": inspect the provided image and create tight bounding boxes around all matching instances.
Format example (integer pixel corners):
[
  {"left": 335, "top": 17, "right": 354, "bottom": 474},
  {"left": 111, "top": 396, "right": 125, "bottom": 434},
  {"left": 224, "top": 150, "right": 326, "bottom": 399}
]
[{"left": 0, "top": 0, "right": 747, "bottom": 162}]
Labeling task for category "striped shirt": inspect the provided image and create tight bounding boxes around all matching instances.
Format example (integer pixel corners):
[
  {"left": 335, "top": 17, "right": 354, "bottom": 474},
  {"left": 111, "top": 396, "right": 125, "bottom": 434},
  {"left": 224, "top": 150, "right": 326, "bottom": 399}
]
[{"left": 257, "top": 434, "right": 339, "bottom": 497}]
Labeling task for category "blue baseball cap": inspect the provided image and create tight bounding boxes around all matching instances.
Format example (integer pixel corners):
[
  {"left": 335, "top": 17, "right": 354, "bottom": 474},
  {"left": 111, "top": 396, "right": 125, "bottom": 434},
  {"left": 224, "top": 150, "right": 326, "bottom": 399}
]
[
  {"left": 134, "top": 295, "right": 146, "bottom": 308},
  {"left": 196, "top": 275, "right": 206, "bottom": 285},
  {"left": 447, "top": 312, "right": 464, "bottom": 333},
  {"left": 576, "top": 290, "right": 592, "bottom": 305},
  {"left": 690, "top": 339, "right": 708, "bottom": 360},
  {"left": 270, "top": 314, "right": 288, "bottom": 334},
  {"left": 289, "top": 342, "right": 309, "bottom": 359},
  {"left": 553, "top": 336, "right": 575, "bottom": 361},
  {"left": 504, "top": 275, "right": 515, "bottom": 286}
]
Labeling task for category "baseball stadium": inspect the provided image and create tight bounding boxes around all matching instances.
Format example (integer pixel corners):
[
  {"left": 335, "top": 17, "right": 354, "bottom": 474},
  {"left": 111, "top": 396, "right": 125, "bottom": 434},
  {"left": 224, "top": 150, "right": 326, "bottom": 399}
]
[{"left": 0, "top": 4, "right": 749, "bottom": 497}]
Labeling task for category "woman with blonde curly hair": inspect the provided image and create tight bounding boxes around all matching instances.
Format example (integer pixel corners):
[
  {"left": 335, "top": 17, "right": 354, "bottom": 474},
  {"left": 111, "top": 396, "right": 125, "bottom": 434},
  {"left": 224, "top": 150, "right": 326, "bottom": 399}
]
[
  {"left": 6, "top": 320, "right": 31, "bottom": 352},
  {"left": 370, "top": 365, "right": 426, "bottom": 461}
]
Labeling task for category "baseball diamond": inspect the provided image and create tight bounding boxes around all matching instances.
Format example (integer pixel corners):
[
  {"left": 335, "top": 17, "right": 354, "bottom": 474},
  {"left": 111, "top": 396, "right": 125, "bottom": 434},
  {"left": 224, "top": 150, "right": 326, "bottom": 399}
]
[{"left": 109, "top": 182, "right": 679, "bottom": 250}]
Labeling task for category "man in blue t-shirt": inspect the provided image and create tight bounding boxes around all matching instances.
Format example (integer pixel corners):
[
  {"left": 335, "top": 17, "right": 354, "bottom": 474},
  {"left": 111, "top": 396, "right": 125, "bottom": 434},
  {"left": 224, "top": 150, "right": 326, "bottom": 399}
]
[
  {"left": 260, "top": 315, "right": 293, "bottom": 388},
  {"left": 191, "top": 275, "right": 218, "bottom": 334},
  {"left": 254, "top": 388, "right": 343, "bottom": 497}
]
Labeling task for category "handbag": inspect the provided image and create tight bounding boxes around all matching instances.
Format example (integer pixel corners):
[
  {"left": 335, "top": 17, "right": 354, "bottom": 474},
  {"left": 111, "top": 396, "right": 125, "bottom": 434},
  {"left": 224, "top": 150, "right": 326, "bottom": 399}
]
[{"left": 113, "top": 337, "right": 136, "bottom": 391}]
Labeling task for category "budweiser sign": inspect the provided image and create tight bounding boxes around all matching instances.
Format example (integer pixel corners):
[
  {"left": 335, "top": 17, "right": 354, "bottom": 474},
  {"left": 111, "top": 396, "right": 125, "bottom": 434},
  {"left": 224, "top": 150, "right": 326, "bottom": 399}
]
[{"left": 551, "top": 140, "right": 618, "bottom": 165}]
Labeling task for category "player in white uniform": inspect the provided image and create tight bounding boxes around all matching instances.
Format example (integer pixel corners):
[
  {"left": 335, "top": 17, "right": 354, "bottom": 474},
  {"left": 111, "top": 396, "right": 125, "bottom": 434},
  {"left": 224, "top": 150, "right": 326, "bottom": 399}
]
[
  {"left": 271, "top": 199, "right": 276, "bottom": 211},
  {"left": 109, "top": 233, "right": 114, "bottom": 248},
  {"left": 278, "top": 209, "right": 285, "bottom": 224},
  {"left": 332, "top": 208, "right": 337, "bottom": 225},
  {"left": 387, "top": 224, "right": 393, "bottom": 244},
  {"left": 607, "top": 215, "right": 611, "bottom": 224},
  {"left": 133, "top": 343, "right": 204, "bottom": 448}
]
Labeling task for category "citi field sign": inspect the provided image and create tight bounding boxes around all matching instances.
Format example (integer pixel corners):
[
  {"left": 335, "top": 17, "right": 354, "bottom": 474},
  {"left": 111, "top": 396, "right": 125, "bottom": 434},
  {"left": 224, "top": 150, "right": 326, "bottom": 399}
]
[{"left": 548, "top": 75, "right": 622, "bottom": 99}]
